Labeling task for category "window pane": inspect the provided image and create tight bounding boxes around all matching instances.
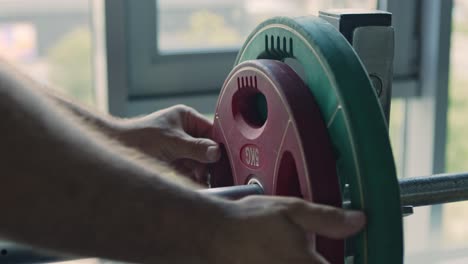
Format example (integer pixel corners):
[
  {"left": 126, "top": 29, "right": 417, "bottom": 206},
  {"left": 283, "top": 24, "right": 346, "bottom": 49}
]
[
  {"left": 389, "top": 99, "right": 405, "bottom": 178},
  {"left": 157, "top": 0, "right": 377, "bottom": 53},
  {"left": 444, "top": 0, "right": 468, "bottom": 252},
  {"left": 0, "top": 0, "right": 95, "bottom": 107}
]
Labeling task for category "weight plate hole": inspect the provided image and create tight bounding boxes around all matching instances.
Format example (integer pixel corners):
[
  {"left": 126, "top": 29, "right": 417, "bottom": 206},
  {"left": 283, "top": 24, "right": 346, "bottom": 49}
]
[
  {"left": 1, "top": 249, "right": 7, "bottom": 256},
  {"left": 276, "top": 151, "right": 303, "bottom": 198},
  {"left": 233, "top": 77, "right": 268, "bottom": 128}
]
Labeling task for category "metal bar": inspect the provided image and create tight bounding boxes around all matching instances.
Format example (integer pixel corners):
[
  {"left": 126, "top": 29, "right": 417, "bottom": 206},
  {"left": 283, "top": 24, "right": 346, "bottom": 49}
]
[
  {"left": 200, "top": 184, "right": 264, "bottom": 199},
  {"left": 202, "top": 173, "right": 468, "bottom": 207},
  {"left": 0, "top": 242, "right": 67, "bottom": 263},
  {"left": 400, "top": 173, "right": 468, "bottom": 207}
]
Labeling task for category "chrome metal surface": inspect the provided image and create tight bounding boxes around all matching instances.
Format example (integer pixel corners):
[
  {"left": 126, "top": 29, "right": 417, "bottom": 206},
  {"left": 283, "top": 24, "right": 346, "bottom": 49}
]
[
  {"left": 400, "top": 173, "right": 468, "bottom": 207},
  {"left": 200, "top": 183, "right": 264, "bottom": 199}
]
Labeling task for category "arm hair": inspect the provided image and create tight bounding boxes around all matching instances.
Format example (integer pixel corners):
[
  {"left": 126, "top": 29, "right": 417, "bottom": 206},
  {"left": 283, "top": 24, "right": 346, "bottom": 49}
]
[{"left": 0, "top": 60, "right": 228, "bottom": 264}]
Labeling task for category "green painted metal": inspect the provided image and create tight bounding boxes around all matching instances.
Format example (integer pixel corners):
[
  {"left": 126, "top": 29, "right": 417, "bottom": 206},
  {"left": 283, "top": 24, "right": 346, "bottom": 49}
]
[{"left": 235, "top": 16, "right": 403, "bottom": 263}]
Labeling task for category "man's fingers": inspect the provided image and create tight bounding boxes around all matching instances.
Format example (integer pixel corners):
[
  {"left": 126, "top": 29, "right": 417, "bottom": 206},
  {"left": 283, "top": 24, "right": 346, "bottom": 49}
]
[
  {"left": 182, "top": 106, "right": 214, "bottom": 138},
  {"left": 174, "top": 135, "right": 221, "bottom": 163},
  {"left": 310, "top": 251, "right": 331, "bottom": 264},
  {"left": 170, "top": 105, "right": 221, "bottom": 163},
  {"left": 170, "top": 159, "right": 209, "bottom": 184},
  {"left": 287, "top": 202, "right": 366, "bottom": 239},
  {"left": 193, "top": 164, "right": 209, "bottom": 184}
]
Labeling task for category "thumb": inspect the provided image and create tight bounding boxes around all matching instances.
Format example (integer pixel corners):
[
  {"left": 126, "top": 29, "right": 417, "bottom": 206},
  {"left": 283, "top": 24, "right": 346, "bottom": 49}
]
[{"left": 174, "top": 135, "right": 221, "bottom": 163}]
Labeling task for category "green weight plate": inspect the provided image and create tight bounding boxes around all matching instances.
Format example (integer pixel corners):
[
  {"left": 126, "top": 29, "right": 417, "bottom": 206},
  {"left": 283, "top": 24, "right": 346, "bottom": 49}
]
[{"left": 235, "top": 16, "right": 403, "bottom": 263}]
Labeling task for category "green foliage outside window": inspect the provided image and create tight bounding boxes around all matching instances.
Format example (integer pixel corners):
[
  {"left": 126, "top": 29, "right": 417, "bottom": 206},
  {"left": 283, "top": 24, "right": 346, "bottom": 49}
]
[{"left": 47, "top": 27, "right": 94, "bottom": 106}]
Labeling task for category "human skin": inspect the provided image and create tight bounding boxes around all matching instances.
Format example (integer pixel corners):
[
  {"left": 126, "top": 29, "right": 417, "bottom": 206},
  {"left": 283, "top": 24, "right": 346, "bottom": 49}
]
[
  {"left": 0, "top": 60, "right": 365, "bottom": 264},
  {"left": 42, "top": 88, "right": 221, "bottom": 183}
]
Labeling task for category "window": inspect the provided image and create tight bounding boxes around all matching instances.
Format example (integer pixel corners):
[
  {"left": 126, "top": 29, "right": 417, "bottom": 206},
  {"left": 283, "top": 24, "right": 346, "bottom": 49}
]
[
  {"left": 389, "top": 99, "right": 405, "bottom": 177},
  {"left": 110, "top": 0, "right": 380, "bottom": 116},
  {"left": 398, "top": 1, "right": 461, "bottom": 263},
  {"left": 0, "top": 0, "right": 95, "bottom": 107},
  {"left": 157, "top": 0, "right": 376, "bottom": 53},
  {"left": 443, "top": 0, "right": 468, "bottom": 256}
]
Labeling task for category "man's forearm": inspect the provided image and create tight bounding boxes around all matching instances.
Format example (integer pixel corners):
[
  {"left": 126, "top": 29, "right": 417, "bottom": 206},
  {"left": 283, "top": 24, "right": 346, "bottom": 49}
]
[
  {"left": 41, "top": 87, "right": 121, "bottom": 136},
  {"left": 0, "top": 62, "right": 227, "bottom": 263}
]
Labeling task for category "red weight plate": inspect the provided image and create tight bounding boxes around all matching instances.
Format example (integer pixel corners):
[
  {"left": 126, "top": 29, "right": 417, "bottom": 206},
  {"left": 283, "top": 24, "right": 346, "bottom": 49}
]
[{"left": 211, "top": 59, "right": 343, "bottom": 263}]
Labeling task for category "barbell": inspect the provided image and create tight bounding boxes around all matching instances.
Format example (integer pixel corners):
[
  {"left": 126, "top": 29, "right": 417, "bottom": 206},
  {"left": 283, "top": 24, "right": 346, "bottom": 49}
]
[
  {"left": 3, "top": 10, "right": 468, "bottom": 264},
  {"left": 201, "top": 12, "right": 468, "bottom": 263}
]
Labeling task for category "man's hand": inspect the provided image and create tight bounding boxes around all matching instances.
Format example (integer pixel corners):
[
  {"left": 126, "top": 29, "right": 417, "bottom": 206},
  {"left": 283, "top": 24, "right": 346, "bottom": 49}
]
[
  {"left": 115, "top": 105, "right": 220, "bottom": 182},
  {"left": 1, "top": 59, "right": 365, "bottom": 264},
  {"left": 41, "top": 87, "right": 219, "bottom": 183},
  {"left": 211, "top": 196, "right": 366, "bottom": 264}
]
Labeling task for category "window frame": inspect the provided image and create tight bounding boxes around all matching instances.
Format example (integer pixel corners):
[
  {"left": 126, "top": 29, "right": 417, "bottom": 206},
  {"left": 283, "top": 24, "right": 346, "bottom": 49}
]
[
  {"left": 399, "top": 0, "right": 454, "bottom": 262},
  {"left": 127, "top": 0, "right": 237, "bottom": 97},
  {"left": 105, "top": 0, "right": 425, "bottom": 117}
]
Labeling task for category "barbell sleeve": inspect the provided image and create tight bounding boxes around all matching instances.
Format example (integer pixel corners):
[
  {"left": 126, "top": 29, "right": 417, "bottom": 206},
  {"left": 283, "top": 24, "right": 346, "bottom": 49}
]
[
  {"left": 200, "top": 184, "right": 264, "bottom": 199},
  {"left": 399, "top": 172, "right": 468, "bottom": 207},
  {"left": 201, "top": 173, "right": 468, "bottom": 208}
]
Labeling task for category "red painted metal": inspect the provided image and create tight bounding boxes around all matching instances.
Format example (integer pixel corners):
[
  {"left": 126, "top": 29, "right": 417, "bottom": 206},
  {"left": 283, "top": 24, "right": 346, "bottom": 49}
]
[{"left": 210, "top": 59, "right": 344, "bottom": 263}]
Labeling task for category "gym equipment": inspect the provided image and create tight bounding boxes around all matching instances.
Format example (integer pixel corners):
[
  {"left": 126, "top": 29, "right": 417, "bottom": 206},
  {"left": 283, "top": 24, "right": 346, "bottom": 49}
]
[
  {"left": 4, "top": 9, "right": 468, "bottom": 264},
  {"left": 229, "top": 13, "right": 402, "bottom": 264},
  {"left": 205, "top": 173, "right": 468, "bottom": 209},
  {"left": 210, "top": 59, "right": 344, "bottom": 263}
]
